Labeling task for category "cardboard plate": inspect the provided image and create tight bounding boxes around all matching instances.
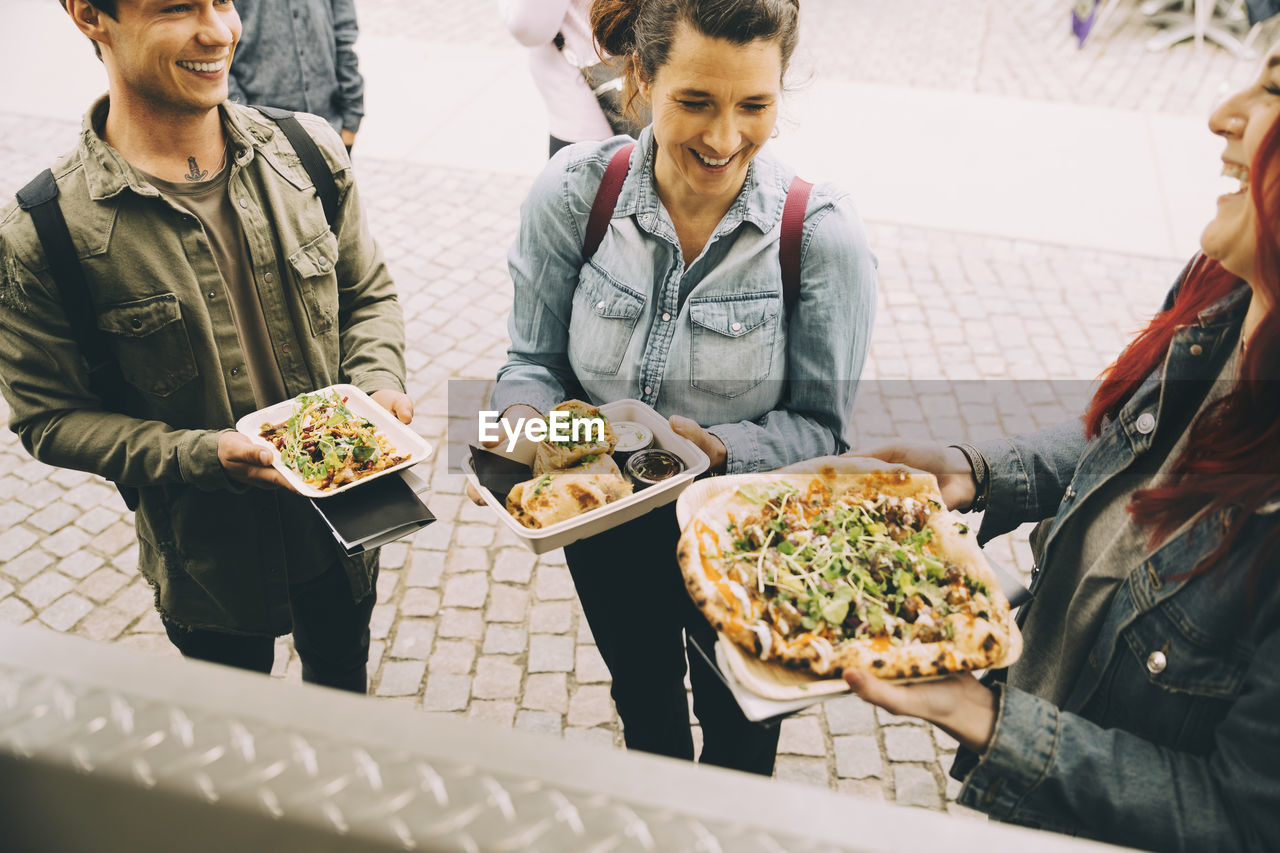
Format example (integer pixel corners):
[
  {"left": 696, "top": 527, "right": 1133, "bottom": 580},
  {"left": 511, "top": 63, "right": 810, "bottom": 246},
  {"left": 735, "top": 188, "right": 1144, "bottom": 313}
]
[
  {"left": 236, "top": 384, "right": 432, "bottom": 499},
  {"left": 464, "top": 399, "right": 710, "bottom": 554},
  {"left": 676, "top": 456, "right": 1022, "bottom": 700}
]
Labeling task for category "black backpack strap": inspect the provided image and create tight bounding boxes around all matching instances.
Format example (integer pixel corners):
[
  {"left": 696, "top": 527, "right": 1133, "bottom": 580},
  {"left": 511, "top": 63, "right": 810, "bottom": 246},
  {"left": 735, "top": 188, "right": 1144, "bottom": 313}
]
[
  {"left": 16, "top": 169, "right": 113, "bottom": 376},
  {"left": 15, "top": 169, "right": 140, "bottom": 511},
  {"left": 254, "top": 105, "right": 339, "bottom": 233}
]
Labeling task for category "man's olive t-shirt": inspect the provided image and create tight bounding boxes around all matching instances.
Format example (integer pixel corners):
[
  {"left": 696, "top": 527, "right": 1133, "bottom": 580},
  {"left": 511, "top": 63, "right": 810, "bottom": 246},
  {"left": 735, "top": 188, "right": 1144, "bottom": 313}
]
[{"left": 145, "top": 158, "right": 288, "bottom": 408}]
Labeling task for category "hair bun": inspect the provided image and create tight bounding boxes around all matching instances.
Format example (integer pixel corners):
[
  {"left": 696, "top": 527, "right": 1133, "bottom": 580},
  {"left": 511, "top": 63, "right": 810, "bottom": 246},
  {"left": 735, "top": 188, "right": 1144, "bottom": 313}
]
[{"left": 591, "top": 0, "right": 642, "bottom": 57}]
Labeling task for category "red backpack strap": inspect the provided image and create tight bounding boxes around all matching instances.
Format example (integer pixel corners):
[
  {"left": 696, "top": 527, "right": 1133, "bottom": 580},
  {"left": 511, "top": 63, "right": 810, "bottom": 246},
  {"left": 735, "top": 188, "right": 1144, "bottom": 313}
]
[
  {"left": 583, "top": 143, "right": 635, "bottom": 263},
  {"left": 779, "top": 175, "right": 812, "bottom": 310}
]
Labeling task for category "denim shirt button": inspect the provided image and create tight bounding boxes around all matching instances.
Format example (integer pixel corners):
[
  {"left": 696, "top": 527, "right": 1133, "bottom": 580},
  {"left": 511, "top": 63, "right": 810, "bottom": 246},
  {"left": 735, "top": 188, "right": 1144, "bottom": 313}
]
[
  {"left": 662, "top": 312, "right": 671, "bottom": 322},
  {"left": 731, "top": 322, "right": 742, "bottom": 332},
  {"left": 644, "top": 385, "right": 652, "bottom": 395},
  {"left": 596, "top": 300, "right": 606, "bottom": 310},
  {"left": 1146, "top": 650, "right": 1167, "bottom": 675},
  {"left": 1135, "top": 412, "right": 1156, "bottom": 434}
]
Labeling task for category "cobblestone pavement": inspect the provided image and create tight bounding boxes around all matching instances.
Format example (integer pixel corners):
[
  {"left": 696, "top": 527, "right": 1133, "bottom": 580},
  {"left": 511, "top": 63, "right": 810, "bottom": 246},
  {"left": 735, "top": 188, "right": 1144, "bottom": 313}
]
[{"left": 0, "top": 0, "right": 1207, "bottom": 818}]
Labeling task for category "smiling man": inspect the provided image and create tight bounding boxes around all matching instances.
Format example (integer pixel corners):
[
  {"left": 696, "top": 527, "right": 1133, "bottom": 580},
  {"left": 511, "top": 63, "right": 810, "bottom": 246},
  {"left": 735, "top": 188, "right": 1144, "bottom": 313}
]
[{"left": 0, "top": 0, "right": 411, "bottom": 691}]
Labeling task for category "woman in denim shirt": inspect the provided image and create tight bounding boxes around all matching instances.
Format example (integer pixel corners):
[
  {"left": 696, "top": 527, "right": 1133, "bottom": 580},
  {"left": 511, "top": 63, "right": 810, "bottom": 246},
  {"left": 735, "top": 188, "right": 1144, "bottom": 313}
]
[
  {"left": 844, "top": 49, "right": 1280, "bottom": 851},
  {"left": 486, "top": 0, "right": 876, "bottom": 774}
]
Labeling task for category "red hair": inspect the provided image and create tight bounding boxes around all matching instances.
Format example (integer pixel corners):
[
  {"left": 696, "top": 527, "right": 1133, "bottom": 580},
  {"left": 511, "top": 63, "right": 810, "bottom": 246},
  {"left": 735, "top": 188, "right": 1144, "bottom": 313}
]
[{"left": 1085, "top": 118, "right": 1280, "bottom": 577}]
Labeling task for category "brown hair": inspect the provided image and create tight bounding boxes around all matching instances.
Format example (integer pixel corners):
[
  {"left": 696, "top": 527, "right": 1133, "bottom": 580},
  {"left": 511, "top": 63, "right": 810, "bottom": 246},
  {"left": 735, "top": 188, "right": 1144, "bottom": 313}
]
[{"left": 591, "top": 0, "right": 800, "bottom": 117}]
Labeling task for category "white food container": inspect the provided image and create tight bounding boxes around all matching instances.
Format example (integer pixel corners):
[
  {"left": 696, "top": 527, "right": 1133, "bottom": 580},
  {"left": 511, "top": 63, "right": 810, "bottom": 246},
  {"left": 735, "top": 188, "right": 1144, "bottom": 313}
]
[
  {"left": 465, "top": 399, "right": 710, "bottom": 554},
  {"left": 235, "top": 383, "right": 432, "bottom": 499}
]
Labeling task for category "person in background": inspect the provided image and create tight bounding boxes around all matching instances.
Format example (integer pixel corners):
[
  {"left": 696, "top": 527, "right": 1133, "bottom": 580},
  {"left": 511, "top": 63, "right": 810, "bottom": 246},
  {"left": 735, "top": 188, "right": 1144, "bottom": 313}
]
[
  {"left": 228, "top": 0, "right": 364, "bottom": 154},
  {"left": 499, "top": 0, "right": 614, "bottom": 157},
  {"left": 0, "top": 0, "right": 410, "bottom": 692},
  {"left": 482, "top": 0, "right": 876, "bottom": 776},
  {"left": 842, "top": 42, "right": 1280, "bottom": 850}
]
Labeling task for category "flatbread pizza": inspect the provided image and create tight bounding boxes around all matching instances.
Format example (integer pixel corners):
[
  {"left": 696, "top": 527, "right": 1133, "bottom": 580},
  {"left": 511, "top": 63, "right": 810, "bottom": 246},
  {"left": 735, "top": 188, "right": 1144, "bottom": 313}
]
[{"left": 676, "top": 457, "right": 1020, "bottom": 680}]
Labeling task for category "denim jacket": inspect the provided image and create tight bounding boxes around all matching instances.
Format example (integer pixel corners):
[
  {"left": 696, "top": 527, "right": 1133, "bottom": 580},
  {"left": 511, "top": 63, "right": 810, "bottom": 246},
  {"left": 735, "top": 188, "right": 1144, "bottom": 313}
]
[
  {"left": 227, "top": 0, "right": 365, "bottom": 134},
  {"left": 956, "top": 278, "right": 1280, "bottom": 851},
  {"left": 491, "top": 130, "right": 877, "bottom": 473}
]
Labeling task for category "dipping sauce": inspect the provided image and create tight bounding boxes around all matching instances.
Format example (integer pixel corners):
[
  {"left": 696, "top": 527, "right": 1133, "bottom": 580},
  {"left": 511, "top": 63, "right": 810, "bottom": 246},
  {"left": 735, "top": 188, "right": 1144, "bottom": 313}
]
[
  {"left": 611, "top": 420, "right": 654, "bottom": 469},
  {"left": 624, "top": 448, "right": 686, "bottom": 489}
]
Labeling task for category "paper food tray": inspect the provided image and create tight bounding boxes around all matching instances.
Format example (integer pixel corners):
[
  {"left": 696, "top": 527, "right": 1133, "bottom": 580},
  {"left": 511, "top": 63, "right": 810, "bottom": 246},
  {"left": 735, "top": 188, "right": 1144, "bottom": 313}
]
[
  {"left": 465, "top": 399, "right": 710, "bottom": 554},
  {"left": 236, "top": 383, "right": 432, "bottom": 499},
  {"left": 677, "top": 456, "right": 1026, "bottom": 701}
]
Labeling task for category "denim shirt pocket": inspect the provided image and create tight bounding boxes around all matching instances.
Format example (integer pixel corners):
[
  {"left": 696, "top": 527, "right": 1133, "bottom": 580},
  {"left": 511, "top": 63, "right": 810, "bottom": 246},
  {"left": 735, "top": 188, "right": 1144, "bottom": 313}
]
[
  {"left": 688, "top": 293, "right": 780, "bottom": 398},
  {"left": 569, "top": 262, "right": 645, "bottom": 376},
  {"left": 287, "top": 230, "right": 340, "bottom": 337},
  {"left": 96, "top": 293, "right": 198, "bottom": 397},
  {"left": 1108, "top": 597, "right": 1247, "bottom": 751}
]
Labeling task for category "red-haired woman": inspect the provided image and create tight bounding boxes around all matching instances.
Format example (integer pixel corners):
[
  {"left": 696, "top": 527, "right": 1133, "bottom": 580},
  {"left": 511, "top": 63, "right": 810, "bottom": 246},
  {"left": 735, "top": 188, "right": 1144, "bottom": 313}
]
[{"left": 846, "top": 48, "right": 1280, "bottom": 850}]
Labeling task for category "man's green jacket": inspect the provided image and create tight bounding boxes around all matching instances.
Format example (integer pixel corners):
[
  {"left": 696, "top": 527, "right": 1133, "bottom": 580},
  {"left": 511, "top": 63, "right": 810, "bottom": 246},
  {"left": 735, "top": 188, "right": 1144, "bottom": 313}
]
[{"left": 0, "top": 98, "right": 406, "bottom": 635}]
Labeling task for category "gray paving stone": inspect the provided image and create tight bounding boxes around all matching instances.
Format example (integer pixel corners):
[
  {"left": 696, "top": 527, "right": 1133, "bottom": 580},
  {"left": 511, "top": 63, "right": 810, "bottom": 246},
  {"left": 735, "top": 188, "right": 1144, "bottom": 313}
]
[
  {"left": 375, "top": 570, "right": 399, "bottom": 604},
  {"left": 0, "top": 597, "right": 34, "bottom": 625},
  {"left": 26, "top": 502, "right": 81, "bottom": 534},
  {"left": 39, "top": 593, "right": 93, "bottom": 631},
  {"left": 834, "top": 735, "right": 883, "bottom": 780},
  {"left": 380, "top": 541, "right": 410, "bottom": 570},
  {"left": 422, "top": 673, "right": 472, "bottom": 711},
  {"left": 75, "top": 605, "right": 134, "bottom": 642},
  {"left": 574, "top": 644, "right": 611, "bottom": 684},
  {"left": 405, "top": 551, "right": 445, "bottom": 587},
  {"left": 0, "top": 579, "right": 11, "bottom": 600},
  {"left": 567, "top": 685, "right": 614, "bottom": 727},
  {"left": 43, "top": 527, "right": 91, "bottom": 558},
  {"left": 444, "top": 547, "right": 490, "bottom": 575},
  {"left": 485, "top": 584, "right": 529, "bottom": 622},
  {"left": 109, "top": 581, "right": 155, "bottom": 620},
  {"left": 20, "top": 572, "right": 73, "bottom": 608},
  {"left": 1, "top": 549, "right": 54, "bottom": 583},
  {"left": 454, "top": 524, "right": 495, "bottom": 548},
  {"left": 473, "top": 656, "right": 522, "bottom": 700},
  {"left": 369, "top": 603, "right": 396, "bottom": 641},
  {"left": 778, "top": 716, "right": 826, "bottom": 757},
  {"left": 89, "top": 522, "right": 136, "bottom": 557},
  {"left": 76, "top": 568, "right": 130, "bottom": 603},
  {"left": 56, "top": 551, "right": 106, "bottom": 581},
  {"left": 482, "top": 624, "right": 527, "bottom": 655},
  {"left": 514, "top": 710, "right": 562, "bottom": 737},
  {"left": 443, "top": 572, "right": 488, "bottom": 609},
  {"left": 74, "top": 506, "right": 120, "bottom": 535},
  {"left": 836, "top": 778, "right": 886, "bottom": 801},
  {"left": 492, "top": 548, "right": 536, "bottom": 583},
  {"left": 428, "top": 639, "right": 476, "bottom": 675},
  {"left": 390, "top": 619, "right": 437, "bottom": 660},
  {"left": 529, "top": 601, "right": 572, "bottom": 634},
  {"left": 934, "top": 728, "right": 960, "bottom": 751},
  {"left": 376, "top": 660, "right": 427, "bottom": 697},
  {"left": 400, "top": 587, "right": 441, "bottom": 617},
  {"left": 522, "top": 673, "right": 568, "bottom": 714},
  {"left": 884, "top": 726, "right": 939, "bottom": 762},
  {"left": 894, "top": 765, "right": 943, "bottom": 810},
  {"left": 825, "top": 696, "right": 878, "bottom": 735},
  {"left": 774, "top": 756, "right": 831, "bottom": 789},
  {"left": 563, "top": 727, "right": 616, "bottom": 749},
  {"left": 0, "top": 527, "right": 39, "bottom": 562},
  {"left": 528, "top": 634, "right": 575, "bottom": 673},
  {"left": 438, "top": 608, "right": 484, "bottom": 640},
  {"left": 533, "top": 565, "right": 576, "bottom": 601},
  {"left": 468, "top": 699, "right": 517, "bottom": 728}
]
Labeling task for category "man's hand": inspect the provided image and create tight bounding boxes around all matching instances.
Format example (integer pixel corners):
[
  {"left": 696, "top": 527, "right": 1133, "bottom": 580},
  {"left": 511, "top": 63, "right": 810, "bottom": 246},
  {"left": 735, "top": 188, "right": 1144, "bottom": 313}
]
[
  {"left": 218, "top": 430, "right": 293, "bottom": 490},
  {"left": 670, "top": 415, "right": 727, "bottom": 473},
  {"left": 466, "top": 404, "right": 541, "bottom": 505},
  {"left": 341, "top": 128, "right": 356, "bottom": 151},
  {"left": 848, "top": 442, "right": 977, "bottom": 511},
  {"left": 371, "top": 389, "right": 414, "bottom": 424},
  {"left": 843, "top": 669, "right": 999, "bottom": 754}
]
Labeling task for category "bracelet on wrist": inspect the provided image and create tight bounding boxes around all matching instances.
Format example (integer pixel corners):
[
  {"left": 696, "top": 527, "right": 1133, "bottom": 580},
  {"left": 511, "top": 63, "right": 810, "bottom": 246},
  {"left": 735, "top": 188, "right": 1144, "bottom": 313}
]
[{"left": 949, "top": 443, "right": 990, "bottom": 513}]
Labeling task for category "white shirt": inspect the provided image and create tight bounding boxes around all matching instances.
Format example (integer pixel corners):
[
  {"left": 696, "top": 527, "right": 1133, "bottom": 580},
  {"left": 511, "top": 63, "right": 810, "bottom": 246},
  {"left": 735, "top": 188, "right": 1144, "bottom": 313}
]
[{"left": 499, "top": 0, "right": 613, "bottom": 142}]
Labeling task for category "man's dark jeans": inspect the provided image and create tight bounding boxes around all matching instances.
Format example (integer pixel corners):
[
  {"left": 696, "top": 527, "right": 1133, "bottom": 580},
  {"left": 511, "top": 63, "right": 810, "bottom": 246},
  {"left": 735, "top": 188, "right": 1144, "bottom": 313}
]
[{"left": 162, "top": 560, "right": 376, "bottom": 693}]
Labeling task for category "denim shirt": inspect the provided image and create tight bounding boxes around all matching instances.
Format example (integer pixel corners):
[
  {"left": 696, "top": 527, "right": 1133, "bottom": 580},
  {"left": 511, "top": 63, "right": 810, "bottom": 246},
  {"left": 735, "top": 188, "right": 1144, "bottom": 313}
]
[
  {"left": 957, "top": 279, "right": 1280, "bottom": 851},
  {"left": 227, "top": 0, "right": 365, "bottom": 134},
  {"left": 491, "top": 130, "right": 877, "bottom": 473}
]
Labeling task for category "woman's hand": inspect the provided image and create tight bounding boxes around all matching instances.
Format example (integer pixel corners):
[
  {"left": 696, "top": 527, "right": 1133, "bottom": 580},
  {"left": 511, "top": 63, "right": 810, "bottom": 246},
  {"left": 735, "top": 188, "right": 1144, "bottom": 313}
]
[
  {"left": 670, "top": 415, "right": 727, "bottom": 473},
  {"left": 466, "top": 404, "right": 543, "bottom": 505},
  {"left": 848, "top": 442, "right": 977, "bottom": 512},
  {"left": 843, "top": 669, "right": 999, "bottom": 754}
]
